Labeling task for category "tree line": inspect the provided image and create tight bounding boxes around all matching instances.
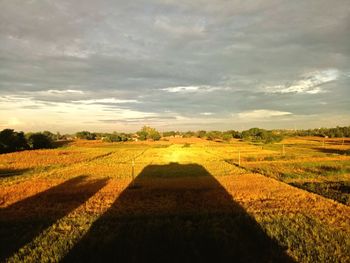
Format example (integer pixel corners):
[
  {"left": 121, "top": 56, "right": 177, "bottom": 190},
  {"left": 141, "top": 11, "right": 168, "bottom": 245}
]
[
  {"left": 0, "top": 129, "right": 61, "bottom": 154},
  {"left": 75, "top": 126, "right": 161, "bottom": 142},
  {"left": 1, "top": 126, "right": 349, "bottom": 154},
  {"left": 293, "top": 126, "right": 350, "bottom": 138}
]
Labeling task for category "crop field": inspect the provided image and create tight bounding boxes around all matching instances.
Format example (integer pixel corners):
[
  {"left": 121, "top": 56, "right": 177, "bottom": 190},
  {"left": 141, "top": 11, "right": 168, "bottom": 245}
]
[{"left": 0, "top": 137, "right": 349, "bottom": 262}]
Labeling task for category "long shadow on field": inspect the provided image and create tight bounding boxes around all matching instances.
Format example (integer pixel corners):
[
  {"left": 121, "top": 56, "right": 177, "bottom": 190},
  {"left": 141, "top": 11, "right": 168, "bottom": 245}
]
[
  {"left": 313, "top": 147, "right": 350, "bottom": 155},
  {"left": 64, "top": 163, "right": 294, "bottom": 263},
  {"left": 0, "top": 175, "right": 108, "bottom": 261},
  {"left": 0, "top": 168, "right": 31, "bottom": 178},
  {"left": 290, "top": 181, "right": 350, "bottom": 205}
]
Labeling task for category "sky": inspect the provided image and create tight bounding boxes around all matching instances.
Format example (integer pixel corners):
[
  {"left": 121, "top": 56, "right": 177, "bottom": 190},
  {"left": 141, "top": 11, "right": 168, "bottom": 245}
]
[{"left": 0, "top": 0, "right": 349, "bottom": 133}]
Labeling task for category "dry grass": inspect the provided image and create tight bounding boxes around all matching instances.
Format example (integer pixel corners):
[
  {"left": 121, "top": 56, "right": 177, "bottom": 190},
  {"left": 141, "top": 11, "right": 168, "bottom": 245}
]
[{"left": 0, "top": 138, "right": 349, "bottom": 262}]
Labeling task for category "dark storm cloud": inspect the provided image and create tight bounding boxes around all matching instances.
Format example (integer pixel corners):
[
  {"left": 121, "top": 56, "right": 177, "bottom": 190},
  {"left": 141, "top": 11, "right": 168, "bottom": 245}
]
[{"left": 0, "top": 0, "right": 349, "bottom": 131}]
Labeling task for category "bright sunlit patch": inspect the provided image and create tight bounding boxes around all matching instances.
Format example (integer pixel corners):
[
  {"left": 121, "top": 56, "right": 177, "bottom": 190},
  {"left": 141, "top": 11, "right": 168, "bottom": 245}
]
[
  {"left": 264, "top": 68, "right": 339, "bottom": 94},
  {"left": 237, "top": 109, "right": 292, "bottom": 119},
  {"left": 7, "top": 117, "right": 23, "bottom": 126}
]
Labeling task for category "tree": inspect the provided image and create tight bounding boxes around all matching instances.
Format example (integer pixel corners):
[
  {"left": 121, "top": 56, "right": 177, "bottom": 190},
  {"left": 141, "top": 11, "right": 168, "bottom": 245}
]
[
  {"left": 42, "top": 131, "right": 58, "bottom": 141},
  {"left": 27, "top": 133, "right": 54, "bottom": 149},
  {"left": 76, "top": 131, "right": 96, "bottom": 140},
  {"left": 136, "top": 130, "right": 148, "bottom": 141},
  {"left": 197, "top": 130, "right": 207, "bottom": 138},
  {"left": 242, "top": 128, "right": 283, "bottom": 144},
  {"left": 183, "top": 131, "right": 195, "bottom": 138},
  {"left": 136, "top": 126, "right": 161, "bottom": 141},
  {"left": 222, "top": 132, "right": 233, "bottom": 141},
  {"left": 163, "top": 131, "right": 176, "bottom": 137},
  {"left": 102, "top": 132, "right": 130, "bottom": 142},
  {"left": 0, "top": 129, "right": 29, "bottom": 153},
  {"left": 206, "top": 131, "right": 223, "bottom": 141},
  {"left": 226, "top": 130, "right": 241, "bottom": 139}
]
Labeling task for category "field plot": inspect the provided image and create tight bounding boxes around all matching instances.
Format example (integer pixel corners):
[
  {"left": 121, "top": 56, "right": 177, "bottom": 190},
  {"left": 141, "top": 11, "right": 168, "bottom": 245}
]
[{"left": 0, "top": 138, "right": 349, "bottom": 262}]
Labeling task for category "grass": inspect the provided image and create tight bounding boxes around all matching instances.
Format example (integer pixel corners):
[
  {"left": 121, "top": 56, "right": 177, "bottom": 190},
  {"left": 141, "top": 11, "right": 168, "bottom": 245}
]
[{"left": 0, "top": 137, "right": 349, "bottom": 262}]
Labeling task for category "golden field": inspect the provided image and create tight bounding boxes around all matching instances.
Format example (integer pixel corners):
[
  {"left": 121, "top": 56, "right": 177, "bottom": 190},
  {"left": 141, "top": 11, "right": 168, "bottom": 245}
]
[{"left": 0, "top": 137, "right": 349, "bottom": 262}]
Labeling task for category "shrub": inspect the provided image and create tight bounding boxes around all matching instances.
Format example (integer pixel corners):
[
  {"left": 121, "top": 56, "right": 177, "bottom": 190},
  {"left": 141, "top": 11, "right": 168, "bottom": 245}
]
[
  {"left": 0, "top": 129, "right": 29, "bottom": 153},
  {"left": 76, "top": 131, "right": 96, "bottom": 140},
  {"left": 242, "top": 128, "right": 283, "bottom": 144},
  {"left": 136, "top": 126, "right": 161, "bottom": 141},
  {"left": 27, "top": 133, "right": 54, "bottom": 149}
]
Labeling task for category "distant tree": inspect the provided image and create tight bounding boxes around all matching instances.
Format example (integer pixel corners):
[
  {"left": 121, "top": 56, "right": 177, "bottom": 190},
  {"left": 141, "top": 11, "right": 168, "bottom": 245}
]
[
  {"left": 137, "top": 126, "right": 161, "bottom": 141},
  {"left": 295, "top": 126, "right": 350, "bottom": 138},
  {"left": 182, "top": 131, "right": 195, "bottom": 138},
  {"left": 206, "top": 131, "right": 223, "bottom": 141},
  {"left": 0, "top": 129, "right": 29, "bottom": 153},
  {"left": 102, "top": 133, "right": 121, "bottom": 142},
  {"left": 102, "top": 132, "right": 131, "bottom": 142},
  {"left": 76, "top": 131, "right": 96, "bottom": 140},
  {"left": 226, "top": 130, "right": 241, "bottom": 139},
  {"left": 163, "top": 131, "right": 176, "bottom": 137},
  {"left": 136, "top": 129, "right": 148, "bottom": 141},
  {"left": 148, "top": 129, "right": 161, "bottom": 141},
  {"left": 197, "top": 130, "right": 207, "bottom": 138},
  {"left": 119, "top": 133, "right": 130, "bottom": 142},
  {"left": 27, "top": 132, "right": 54, "bottom": 149},
  {"left": 222, "top": 132, "right": 233, "bottom": 141},
  {"left": 242, "top": 128, "right": 283, "bottom": 144},
  {"left": 42, "top": 131, "right": 58, "bottom": 141}
]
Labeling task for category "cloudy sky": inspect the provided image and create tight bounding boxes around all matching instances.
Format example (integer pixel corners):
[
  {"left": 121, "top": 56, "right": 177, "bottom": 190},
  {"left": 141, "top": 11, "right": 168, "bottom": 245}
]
[{"left": 0, "top": 0, "right": 349, "bottom": 133}]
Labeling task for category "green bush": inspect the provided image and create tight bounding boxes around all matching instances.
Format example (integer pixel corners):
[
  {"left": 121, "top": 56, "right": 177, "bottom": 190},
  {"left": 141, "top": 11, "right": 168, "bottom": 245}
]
[
  {"left": 242, "top": 128, "right": 283, "bottom": 144},
  {"left": 27, "top": 133, "right": 54, "bottom": 149},
  {"left": 76, "top": 131, "right": 96, "bottom": 140},
  {"left": 0, "top": 129, "right": 29, "bottom": 153},
  {"left": 136, "top": 126, "right": 161, "bottom": 141}
]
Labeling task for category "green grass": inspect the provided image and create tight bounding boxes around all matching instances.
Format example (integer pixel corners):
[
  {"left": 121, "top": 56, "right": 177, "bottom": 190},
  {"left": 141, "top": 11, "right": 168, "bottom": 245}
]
[
  {"left": 244, "top": 160, "right": 350, "bottom": 204},
  {"left": 259, "top": 213, "right": 350, "bottom": 263}
]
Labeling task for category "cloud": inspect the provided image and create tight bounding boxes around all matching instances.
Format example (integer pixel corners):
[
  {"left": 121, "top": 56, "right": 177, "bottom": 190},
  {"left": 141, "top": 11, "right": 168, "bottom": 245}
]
[
  {"left": 99, "top": 116, "right": 177, "bottom": 124},
  {"left": 161, "top": 86, "right": 229, "bottom": 93},
  {"left": 264, "top": 69, "right": 339, "bottom": 94},
  {"left": 237, "top": 109, "right": 292, "bottom": 119},
  {"left": 0, "top": 0, "right": 349, "bottom": 131},
  {"left": 46, "top": 89, "right": 84, "bottom": 94},
  {"left": 0, "top": 95, "right": 154, "bottom": 128},
  {"left": 72, "top": 98, "right": 139, "bottom": 104},
  {"left": 154, "top": 15, "right": 206, "bottom": 36}
]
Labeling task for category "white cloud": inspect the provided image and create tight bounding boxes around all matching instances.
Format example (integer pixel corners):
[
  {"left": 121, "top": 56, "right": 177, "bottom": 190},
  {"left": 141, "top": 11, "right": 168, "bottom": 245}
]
[
  {"left": 237, "top": 109, "right": 292, "bottom": 119},
  {"left": 72, "top": 98, "right": 139, "bottom": 104},
  {"left": 161, "top": 85, "right": 229, "bottom": 93},
  {"left": 265, "top": 69, "right": 339, "bottom": 94},
  {"left": 0, "top": 95, "right": 155, "bottom": 131},
  {"left": 154, "top": 16, "right": 206, "bottom": 36},
  {"left": 47, "top": 89, "right": 85, "bottom": 94},
  {"left": 200, "top": 112, "right": 214, "bottom": 116}
]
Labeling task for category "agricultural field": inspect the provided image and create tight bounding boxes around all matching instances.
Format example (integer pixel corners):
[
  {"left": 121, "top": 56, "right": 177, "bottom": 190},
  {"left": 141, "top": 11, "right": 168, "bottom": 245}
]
[{"left": 0, "top": 137, "right": 349, "bottom": 262}]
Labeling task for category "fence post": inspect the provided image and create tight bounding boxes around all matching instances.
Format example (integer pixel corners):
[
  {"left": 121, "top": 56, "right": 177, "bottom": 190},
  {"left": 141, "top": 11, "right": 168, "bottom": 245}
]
[
  {"left": 282, "top": 144, "right": 285, "bottom": 156},
  {"left": 238, "top": 149, "right": 241, "bottom": 166},
  {"left": 131, "top": 159, "right": 135, "bottom": 187}
]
